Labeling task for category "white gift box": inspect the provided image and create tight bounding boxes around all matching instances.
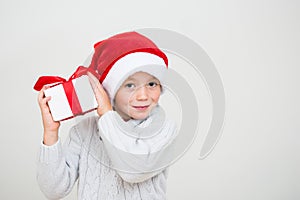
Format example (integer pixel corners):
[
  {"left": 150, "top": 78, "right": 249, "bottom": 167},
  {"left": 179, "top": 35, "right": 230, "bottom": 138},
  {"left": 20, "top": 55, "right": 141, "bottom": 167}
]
[{"left": 44, "top": 75, "right": 98, "bottom": 121}]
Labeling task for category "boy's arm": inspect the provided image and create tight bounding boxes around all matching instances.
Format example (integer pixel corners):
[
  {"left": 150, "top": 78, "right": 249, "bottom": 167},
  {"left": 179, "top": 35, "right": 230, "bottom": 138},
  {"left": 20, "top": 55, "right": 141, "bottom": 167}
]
[
  {"left": 37, "top": 85, "right": 81, "bottom": 199},
  {"left": 37, "top": 126, "right": 81, "bottom": 199}
]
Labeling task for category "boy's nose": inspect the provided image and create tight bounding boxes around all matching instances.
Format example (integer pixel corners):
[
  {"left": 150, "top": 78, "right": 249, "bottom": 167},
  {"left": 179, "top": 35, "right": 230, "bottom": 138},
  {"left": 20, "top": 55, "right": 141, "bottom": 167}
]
[{"left": 135, "top": 86, "right": 148, "bottom": 100}]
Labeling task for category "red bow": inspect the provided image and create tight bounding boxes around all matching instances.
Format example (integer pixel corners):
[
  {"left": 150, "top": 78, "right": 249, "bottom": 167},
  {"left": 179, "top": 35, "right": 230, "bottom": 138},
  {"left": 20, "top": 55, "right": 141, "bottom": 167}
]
[{"left": 33, "top": 66, "right": 99, "bottom": 91}]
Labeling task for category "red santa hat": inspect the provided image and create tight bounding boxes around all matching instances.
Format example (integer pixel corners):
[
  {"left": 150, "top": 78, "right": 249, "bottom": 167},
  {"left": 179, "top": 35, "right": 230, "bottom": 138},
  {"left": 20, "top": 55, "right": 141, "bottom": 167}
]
[{"left": 88, "top": 31, "right": 168, "bottom": 101}]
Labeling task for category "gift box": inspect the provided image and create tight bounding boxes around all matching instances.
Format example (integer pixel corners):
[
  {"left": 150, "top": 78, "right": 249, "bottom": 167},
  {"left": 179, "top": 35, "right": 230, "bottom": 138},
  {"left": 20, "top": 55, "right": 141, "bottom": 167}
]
[
  {"left": 45, "top": 75, "right": 98, "bottom": 121},
  {"left": 34, "top": 66, "right": 99, "bottom": 121}
]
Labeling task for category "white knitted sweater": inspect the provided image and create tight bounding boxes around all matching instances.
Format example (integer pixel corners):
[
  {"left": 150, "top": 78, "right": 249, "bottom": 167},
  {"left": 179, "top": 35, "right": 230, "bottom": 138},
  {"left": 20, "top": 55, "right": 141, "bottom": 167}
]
[{"left": 37, "top": 107, "right": 177, "bottom": 200}]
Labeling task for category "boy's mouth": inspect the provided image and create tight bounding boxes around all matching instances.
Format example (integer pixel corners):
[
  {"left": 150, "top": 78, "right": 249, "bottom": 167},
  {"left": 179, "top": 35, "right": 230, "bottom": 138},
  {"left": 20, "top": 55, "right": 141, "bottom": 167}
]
[{"left": 132, "top": 105, "right": 150, "bottom": 111}]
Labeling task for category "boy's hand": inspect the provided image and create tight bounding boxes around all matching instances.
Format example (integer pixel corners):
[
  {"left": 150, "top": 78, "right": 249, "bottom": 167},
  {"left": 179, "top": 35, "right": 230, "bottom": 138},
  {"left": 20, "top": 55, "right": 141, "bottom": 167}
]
[
  {"left": 87, "top": 72, "right": 112, "bottom": 116},
  {"left": 38, "top": 85, "right": 60, "bottom": 146}
]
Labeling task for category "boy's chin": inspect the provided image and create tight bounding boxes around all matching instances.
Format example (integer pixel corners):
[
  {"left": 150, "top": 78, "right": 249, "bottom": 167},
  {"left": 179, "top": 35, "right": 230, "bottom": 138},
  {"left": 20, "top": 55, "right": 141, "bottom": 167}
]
[{"left": 129, "top": 110, "right": 152, "bottom": 120}]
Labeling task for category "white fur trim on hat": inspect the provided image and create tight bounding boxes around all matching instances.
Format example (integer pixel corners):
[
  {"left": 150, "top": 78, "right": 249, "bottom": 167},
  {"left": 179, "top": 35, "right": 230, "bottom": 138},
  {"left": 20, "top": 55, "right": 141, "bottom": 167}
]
[{"left": 102, "top": 52, "right": 167, "bottom": 101}]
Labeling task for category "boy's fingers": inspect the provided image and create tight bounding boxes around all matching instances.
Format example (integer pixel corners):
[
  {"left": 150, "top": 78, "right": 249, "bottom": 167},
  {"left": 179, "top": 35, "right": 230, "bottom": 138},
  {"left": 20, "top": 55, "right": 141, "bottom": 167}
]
[
  {"left": 87, "top": 72, "right": 112, "bottom": 112},
  {"left": 38, "top": 85, "right": 52, "bottom": 112},
  {"left": 87, "top": 71, "right": 98, "bottom": 81},
  {"left": 39, "top": 96, "right": 50, "bottom": 110},
  {"left": 87, "top": 72, "right": 105, "bottom": 95},
  {"left": 87, "top": 72, "right": 96, "bottom": 89},
  {"left": 38, "top": 85, "right": 50, "bottom": 101}
]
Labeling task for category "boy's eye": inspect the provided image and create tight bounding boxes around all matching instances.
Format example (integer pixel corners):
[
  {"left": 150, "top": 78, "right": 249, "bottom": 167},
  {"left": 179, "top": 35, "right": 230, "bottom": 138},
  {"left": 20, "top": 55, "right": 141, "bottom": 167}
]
[
  {"left": 125, "top": 83, "right": 135, "bottom": 89},
  {"left": 147, "top": 82, "right": 159, "bottom": 88}
]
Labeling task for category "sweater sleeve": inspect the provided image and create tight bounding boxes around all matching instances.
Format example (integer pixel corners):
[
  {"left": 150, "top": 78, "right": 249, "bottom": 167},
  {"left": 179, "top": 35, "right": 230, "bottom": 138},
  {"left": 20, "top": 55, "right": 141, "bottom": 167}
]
[
  {"left": 97, "top": 110, "right": 177, "bottom": 183},
  {"left": 36, "top": 126, "right": 81, "bottom": 200}
]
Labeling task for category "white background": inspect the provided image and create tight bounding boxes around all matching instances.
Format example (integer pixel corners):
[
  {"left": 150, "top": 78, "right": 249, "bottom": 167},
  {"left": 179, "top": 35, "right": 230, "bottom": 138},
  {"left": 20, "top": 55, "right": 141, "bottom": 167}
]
[{"left": 0, "top": 0, "right": 299, "bottom": 199}]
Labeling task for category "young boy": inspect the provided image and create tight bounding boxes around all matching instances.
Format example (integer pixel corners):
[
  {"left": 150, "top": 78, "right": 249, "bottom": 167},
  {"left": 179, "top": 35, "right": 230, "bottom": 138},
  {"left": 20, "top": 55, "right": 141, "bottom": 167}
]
[{"left": 37, "top": 32, "right": 177, "bottom": 199}]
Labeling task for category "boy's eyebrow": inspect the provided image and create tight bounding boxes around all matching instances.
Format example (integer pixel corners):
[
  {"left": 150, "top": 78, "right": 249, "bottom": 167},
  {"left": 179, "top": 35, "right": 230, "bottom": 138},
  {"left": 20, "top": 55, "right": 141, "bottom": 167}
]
[
  {"left": 125, "top": 75, "right": 159, "bottom": 82},
  {"left": 124, "top": 77, "right": 136, "bottom": 81},
  {"left": 146, "top": 77, "right": 160, "bottom": 82}
]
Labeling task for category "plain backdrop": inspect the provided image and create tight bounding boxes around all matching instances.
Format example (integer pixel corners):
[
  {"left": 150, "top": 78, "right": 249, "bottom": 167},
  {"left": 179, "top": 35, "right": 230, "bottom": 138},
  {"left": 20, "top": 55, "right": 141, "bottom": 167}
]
[{"left": 0, "top": 0, "right": 299, "bottom": 199}]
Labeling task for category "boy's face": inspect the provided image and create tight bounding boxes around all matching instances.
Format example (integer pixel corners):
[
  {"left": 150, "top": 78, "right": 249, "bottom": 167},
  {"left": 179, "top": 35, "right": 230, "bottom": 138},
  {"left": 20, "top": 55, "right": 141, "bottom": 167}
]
[{"left": 114, "top": 71, "right": 161, "bottom": 121}]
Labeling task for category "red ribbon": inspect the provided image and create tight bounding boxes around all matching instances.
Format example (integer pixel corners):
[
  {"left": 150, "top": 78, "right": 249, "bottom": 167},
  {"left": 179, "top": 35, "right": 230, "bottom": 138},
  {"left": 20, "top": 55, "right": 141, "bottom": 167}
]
[
  {"left": 62, "top": 79, "right": 83, "bottom": 116},
  {"left": 33, "top": 66, "right": 99, "bottom": 117}
]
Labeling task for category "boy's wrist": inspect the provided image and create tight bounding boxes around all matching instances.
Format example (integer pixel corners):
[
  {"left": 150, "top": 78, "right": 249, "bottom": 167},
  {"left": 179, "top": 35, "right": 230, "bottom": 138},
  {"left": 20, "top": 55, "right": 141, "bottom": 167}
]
[
  {"left": 43, "top": 130, "right": 58, "bottom": 146},
  {"left": 98, "top": 105, "right": 113, "bottom": 117},
  {"left": 103, "top": 106, "right": 113, "bottom": 115}
]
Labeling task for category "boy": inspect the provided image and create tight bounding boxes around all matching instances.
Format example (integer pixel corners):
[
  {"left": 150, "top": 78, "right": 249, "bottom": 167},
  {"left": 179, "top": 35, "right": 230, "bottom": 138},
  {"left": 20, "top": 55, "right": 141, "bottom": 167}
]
[{"left": 37, "top": 31, "right": 177, "bottom": 199}]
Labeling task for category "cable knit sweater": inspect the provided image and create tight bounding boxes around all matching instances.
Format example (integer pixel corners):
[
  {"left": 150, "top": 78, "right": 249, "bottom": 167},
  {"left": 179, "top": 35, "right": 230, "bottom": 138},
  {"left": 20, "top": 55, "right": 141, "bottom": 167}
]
[{"left": 37, "top": 107, "right": 177, "bottom": 200}]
